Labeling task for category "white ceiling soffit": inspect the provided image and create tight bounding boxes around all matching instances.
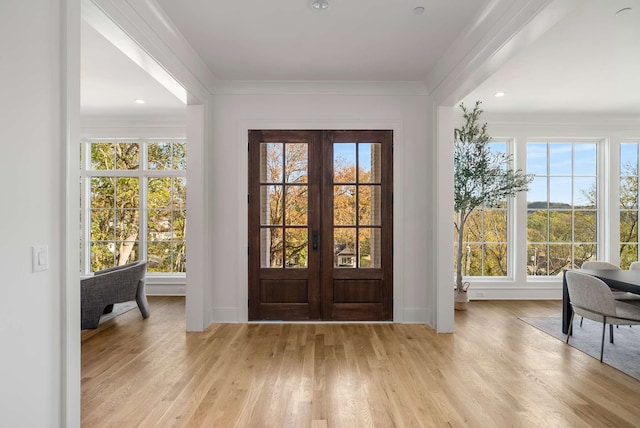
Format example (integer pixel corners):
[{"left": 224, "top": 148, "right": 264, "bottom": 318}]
[
  {"left": 153, "top": 0, "right": 490, "bottom": 82},
  {"left": 81, "top": 0, "right": 186, "bottom": 119},
  {"left": 462, "top": 0, "right": 640, "bottom": 116}
]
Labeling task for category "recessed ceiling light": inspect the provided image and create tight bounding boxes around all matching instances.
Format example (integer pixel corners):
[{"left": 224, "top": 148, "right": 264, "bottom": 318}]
[
  {"left": 413, "top": 6, "right": 425, "bottom": 15},
  {"left": 494, "top": 92, "right": 506, "bottom": 98},
  {"left": 135, "top": 99, "right": 145, "bottom": 104},
  {"left": 311, "top": 0, "right": 329, "bottom": 9}
]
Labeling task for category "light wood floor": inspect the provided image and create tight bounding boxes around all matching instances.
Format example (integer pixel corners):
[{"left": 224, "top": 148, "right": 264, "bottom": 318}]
[{"left": 82, "top": 297, "right": 640, "bottom": 427}]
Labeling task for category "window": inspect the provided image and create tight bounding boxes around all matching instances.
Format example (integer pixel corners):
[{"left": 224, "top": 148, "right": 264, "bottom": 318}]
[
  {"left": 454, "top": 141, "right": 509, "bottom": 277},
  {"left": 81, "top": 139, "right": 186, "bottom": 274},
  {"left": 526, "top": 141, "right": 597, "bottom": 275},
  {"left": 620, "top": 142, "right": 640, "bottom": 268}
]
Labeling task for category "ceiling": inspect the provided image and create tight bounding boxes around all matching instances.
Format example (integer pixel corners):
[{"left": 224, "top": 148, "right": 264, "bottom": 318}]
[
  {"left": 81, "top": 0, "right": 640, "bottom": 118},
  {"left": 461, "top": 0, "right": 640, "bottom": 116},
  {"left": 81, "top": 20, "right": 185, "bottom": 118}
]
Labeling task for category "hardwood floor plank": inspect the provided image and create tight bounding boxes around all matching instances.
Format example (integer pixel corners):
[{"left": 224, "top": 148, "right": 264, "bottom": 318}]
[{"left": 82, "top": 297, "right": 640, "bottom": 427}]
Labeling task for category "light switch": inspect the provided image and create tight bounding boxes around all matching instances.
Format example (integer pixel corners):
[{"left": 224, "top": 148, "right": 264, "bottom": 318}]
[{"left": 32, "top": 245, "right": 49, "bottom": 272}]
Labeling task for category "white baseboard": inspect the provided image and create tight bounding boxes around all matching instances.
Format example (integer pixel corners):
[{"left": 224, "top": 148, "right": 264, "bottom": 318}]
[
  {"left": 210, "top": 307, "right": 239, "bottom": 323},
  {"left": 145, "top": 283, "right": 185, "bottom": 296},
  {"left": 467, "top": 286, "right": 562, "bottom": 300},
  {"left": 402, "top": 308, "right": 431, "bottom": 324}
]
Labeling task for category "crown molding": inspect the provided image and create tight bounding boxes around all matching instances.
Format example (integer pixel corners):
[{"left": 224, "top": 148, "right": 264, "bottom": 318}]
[{"left": 210, "top": 80, "right": 428, "bottom": 96}]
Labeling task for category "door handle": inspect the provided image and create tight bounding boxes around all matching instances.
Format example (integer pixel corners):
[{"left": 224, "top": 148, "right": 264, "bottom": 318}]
[{"left": 312, "top": 230, "right": 319, "bottom": 250}]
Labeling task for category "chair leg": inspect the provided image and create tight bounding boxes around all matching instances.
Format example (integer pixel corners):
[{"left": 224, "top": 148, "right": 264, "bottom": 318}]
[
  {"left": 600, "top": 318, "right": 607, "bottom": 362},
  {"left": 566, "top": 313, "right": 575, "bottom": 343},
  {"left": 610, "top": 324, "right": 614, "bottom": 344}
]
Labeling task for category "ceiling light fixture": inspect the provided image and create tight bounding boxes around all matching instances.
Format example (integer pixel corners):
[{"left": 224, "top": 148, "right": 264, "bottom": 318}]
[
  {"left": 135, "top": 99, "right": 145, "bottom": 104},
  {"left": 311, "top": 0, "right": 329, "bottom": 9},
  {"left": 494, "top": 92, "right": 505, "bottom": 98},
  {"left": 413, "top": 6, "right": 425, "bottom": 15}
]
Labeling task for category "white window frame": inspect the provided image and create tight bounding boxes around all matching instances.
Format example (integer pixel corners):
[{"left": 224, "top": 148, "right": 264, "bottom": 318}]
[
  {"left": 80, "top": 138, "right": 187, "bottom": 276},
  {"left": 459, "top": 138, "right": 517, "bottom": 282},
  {"left": 524, "top": 138, "right": 602, "bottom": 277}
]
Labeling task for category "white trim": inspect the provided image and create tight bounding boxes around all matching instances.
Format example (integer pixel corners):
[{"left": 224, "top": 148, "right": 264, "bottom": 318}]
[
  {"left": 211, "top": 80, "right": 428, "bottom": 96},
  {"left": 435, "top": 105, "right": 454, "bottom": 332},
  {"left": 146, "top": 284, "right": 185, "bottom": 296},
  {"left": 467, "top": 285, "right": 562, "bottom": 300},
  {"left": 63, "top": 0, "right": 82, "bottom": 425},
  {"left": 185, "top": 104, "right": 208, "bottom": 331},
  {"left": 237, "top": 120, "right": 404, "bottom": 323}
]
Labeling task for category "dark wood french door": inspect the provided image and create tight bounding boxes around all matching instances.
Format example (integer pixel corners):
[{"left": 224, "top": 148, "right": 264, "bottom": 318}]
[{"left": 248, "top": 130, "right": 393, "bottom": 321}]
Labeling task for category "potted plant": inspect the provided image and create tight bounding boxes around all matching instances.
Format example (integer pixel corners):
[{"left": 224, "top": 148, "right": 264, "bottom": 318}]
[{"left": 454, "top": 101, "right": 532, "bottom": 310}]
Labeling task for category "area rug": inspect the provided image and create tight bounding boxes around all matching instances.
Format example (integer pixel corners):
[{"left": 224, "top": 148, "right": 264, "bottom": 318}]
[
  {"left": 520, "top": 317, "right": 640, "bottom": 381},
  {"left": 98, "top": 301, "right": 138, "bottom": 325}
]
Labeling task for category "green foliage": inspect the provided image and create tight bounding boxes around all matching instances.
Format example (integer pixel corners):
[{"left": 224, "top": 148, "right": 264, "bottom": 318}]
[{"left": 454, "top": 102, "right": 533, "bottom": 291}]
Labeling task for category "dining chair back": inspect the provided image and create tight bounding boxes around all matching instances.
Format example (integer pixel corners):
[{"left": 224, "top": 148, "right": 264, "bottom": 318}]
[
  {"left": 565, "top": 270, "right": 640, "bottom": 361},
  {"left": 629, "top": 261, "right": 640, "bottom": 270},
  {"left": 581, "top": 261, "right": 620, "bottom": 270}
]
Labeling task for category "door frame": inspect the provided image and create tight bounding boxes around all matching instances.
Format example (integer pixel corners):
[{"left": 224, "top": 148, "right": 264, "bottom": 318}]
[{"left": 238, "top": 120, "right": 404, "bottom": 322}]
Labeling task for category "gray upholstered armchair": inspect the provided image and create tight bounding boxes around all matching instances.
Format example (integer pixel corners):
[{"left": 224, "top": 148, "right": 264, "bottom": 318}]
[{"left": 81, "top": 260, "right": 150, "bottom": 329}]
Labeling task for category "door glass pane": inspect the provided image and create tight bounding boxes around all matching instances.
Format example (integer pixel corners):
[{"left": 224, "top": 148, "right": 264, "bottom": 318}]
[
  {"left": 261, "top": 227, "right": 283, "bottom": 268},
  {"left": 285, "top": 228, "right": 308, "bottom": 268},
  {"left": 334, "top": 228, "right": 356, "bottom": 268},
  {"left": 334, "top": 185, "right": 356, "bottom": 225},
  {"left": 261, "top": 185, "right": 283, "bottom": 225},
  {"left": 285, "top": 185, "right": 307, "bottom": 225},
  {"left": 334, "top": 143, "right": 356, "bottom": 183},
  {"left": 358, "top": 185, "right": 381, "bottom": 226},
  {"left": 285, "top": 143, "right": 308, "bottom": 183},
  {"left": 261, "top": 143, "right": 283, "bottom": 183},
  {"left": 359, "top": 143, "right": 381, "bottom": 183},
  {"left": 359, "top": 228, "right": 381, "bottom": 268}
]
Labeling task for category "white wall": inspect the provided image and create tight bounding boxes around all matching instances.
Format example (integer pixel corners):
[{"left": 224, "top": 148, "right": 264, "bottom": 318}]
[
  {"left": 0, "top": 0, "right": 65, "bottom": 425},
  {"left": 207, "top": 83, "right": 434, "bottom": 325}
]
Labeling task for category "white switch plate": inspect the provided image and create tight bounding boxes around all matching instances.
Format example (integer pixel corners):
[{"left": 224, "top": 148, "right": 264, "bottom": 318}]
[{"left": 32, "top": 245, "right": 49, "bottom": 272}]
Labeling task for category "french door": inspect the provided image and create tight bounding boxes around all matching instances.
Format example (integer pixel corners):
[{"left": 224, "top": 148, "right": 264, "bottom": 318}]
[{"left": 248, "top": 130, "right": 393, "bottom": 320}]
